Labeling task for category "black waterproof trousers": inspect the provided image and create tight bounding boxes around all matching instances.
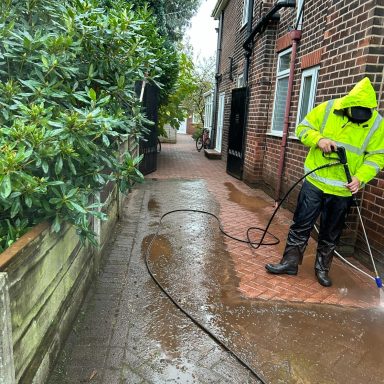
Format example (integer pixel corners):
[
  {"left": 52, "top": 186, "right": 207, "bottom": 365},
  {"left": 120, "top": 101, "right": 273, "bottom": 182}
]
[{"left": 281, "top": 180, "right": 352, "bottom": 272}]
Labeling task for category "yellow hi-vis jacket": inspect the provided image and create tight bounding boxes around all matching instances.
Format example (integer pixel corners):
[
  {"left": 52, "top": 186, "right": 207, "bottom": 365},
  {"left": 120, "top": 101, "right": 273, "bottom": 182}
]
[{"left": 296, "top": 77, "right": 384, "bottom": 196}]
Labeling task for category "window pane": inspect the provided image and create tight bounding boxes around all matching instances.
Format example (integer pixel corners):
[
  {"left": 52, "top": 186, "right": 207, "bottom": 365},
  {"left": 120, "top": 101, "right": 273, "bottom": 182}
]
[
  {"left": 272, "top": 77, "right": 289, "bottom": 132},
  {"left": 237, "top": 74, "right": 244, "bottom": 87},
  {"left": 242, "top": 0, "right": 249, "bottom": 25},
  {"left": 278, "top": 52, "right": 291, "bottom": 73},
  {"left": 296, "top": 0, "right": 304, "bottom": 29},
  {"left": 298, "top": 75, "right": 313, "bottom": 122}
]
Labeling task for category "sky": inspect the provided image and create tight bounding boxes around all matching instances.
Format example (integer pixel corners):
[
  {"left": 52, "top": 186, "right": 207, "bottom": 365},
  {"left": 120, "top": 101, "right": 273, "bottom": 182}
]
[{"left": 184, "top": 0, "right": 219, "bottom": 63}]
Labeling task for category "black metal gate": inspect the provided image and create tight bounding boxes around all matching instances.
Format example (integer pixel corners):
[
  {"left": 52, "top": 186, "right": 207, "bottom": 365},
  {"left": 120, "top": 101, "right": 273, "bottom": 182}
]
[
  {"left": 226, "top": 87, "right": 247, "bottom": 179},
  {"left": 139, "top": 84, "right": 159, "bottom": 175}
]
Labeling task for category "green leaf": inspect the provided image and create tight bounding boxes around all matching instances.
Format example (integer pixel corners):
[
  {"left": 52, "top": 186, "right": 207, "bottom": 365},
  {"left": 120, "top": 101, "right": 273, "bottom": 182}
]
[
  {"left": 46, "top": 181, "right": 65, "bottom": 186},
  {"left": 88, "top": 63, "right": 94, "bottom": 78},
  {"left": 89, "top": 88, "right": 97, "bottom": 101},
  {"left": 97, "top": 95, "right": 111, "bottom": 105},
  {"left": 41, "top": 55, "right": 49, "bottom": 68},
  {"left": 10, "top": 199, "right": 21, "bottom": 218},
  {"left": 42, "top": 161, "right": 49, "bottom": 174},
  {"left": 66, "top": 188, "right": 78, "bottom": 198},
  {"left": 52, "top": 215, "right": 61, "bottom": 233},
  {"left": 67, "top": 158, "right": 77, "bottom": 175},
  {"left": 73, "top": 93, "right": 89, "bottom": 103},
  {"left": 117, "top": 75, "right": 125, "bottom": 88},
  {"left": 68, "top": 201, "right": 87, "bottom": 213},
  {"left": 0, "top": 174, "right": 12, "bottom": 199},
  {"left": 55, "top": 156, "right": 63, "bottom": 175},
  {"left": 25, "top": 196, "right": 32, "bottom": 208},
  {"left": 102, "top": 135, "right": 110, "bottom": 147}
]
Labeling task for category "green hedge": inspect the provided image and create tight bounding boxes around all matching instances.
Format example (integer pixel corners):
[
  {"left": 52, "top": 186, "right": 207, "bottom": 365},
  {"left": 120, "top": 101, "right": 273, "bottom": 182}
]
[{"left": 0, "top": 0, "right": 175, "bottom": 251}]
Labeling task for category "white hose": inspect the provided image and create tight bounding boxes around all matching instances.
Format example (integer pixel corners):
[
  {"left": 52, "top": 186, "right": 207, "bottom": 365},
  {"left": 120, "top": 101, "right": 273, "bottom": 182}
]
[{"left": 313, "top": 224, "right": 375, "bottom": 282}]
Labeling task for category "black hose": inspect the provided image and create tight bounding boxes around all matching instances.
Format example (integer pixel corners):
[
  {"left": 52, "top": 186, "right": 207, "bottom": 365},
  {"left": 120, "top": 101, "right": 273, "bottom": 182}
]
[
  {"left": 145, "top": 160, "right": 341, "bottom": 383},
  {"left": 145, "top": 223, "right": 267, "bottom": 383},
  {"left": 248, "top": 160, "right": 341, "bottom": 249}
]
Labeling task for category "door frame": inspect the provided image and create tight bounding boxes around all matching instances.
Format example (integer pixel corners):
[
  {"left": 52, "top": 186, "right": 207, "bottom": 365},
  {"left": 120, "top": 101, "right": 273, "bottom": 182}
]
[{"left": 216, "top": 92, "right": 225, "bottom": 152}]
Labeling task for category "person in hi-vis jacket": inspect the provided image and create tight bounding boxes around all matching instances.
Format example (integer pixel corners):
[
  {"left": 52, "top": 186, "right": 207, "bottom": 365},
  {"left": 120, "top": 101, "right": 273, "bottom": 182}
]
[{"left": 266, "top": 77, "right": 384, "bottom": 287}]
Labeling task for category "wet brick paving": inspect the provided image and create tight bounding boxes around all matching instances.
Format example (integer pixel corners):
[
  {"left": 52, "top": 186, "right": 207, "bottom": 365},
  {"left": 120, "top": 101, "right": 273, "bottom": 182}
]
[{"left": 48, "top": 134, "right": 384, "bottom": 384}]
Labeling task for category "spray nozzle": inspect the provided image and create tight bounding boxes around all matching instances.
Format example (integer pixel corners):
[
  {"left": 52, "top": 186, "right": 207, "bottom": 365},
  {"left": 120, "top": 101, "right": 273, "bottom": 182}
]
[{"left": 335, "top": 146, "right": 348, "bottom": 164}]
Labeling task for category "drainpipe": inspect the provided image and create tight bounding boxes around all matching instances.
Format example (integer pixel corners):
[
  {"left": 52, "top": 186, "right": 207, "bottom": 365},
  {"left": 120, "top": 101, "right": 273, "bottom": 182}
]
[
  {"left": 274, "top": 29, "right": 302, "bottom": 203},
  {"left": 239, "top": 0, "right": 255, "bottom": 177},
  {"left": 244, "top": 0, "right": 255, "bottom": 84},
  {"left": 210, "top": 11, "right": 224, "bottom": 150},
  {"left": 242, "top": 0, "right": 296, "bottom": 180}
]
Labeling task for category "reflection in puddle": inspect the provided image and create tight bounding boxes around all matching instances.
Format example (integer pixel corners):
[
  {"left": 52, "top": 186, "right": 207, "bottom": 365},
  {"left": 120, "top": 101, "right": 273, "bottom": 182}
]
[{"left": 225, "top": 182, "right": 271, "bottom": 211}]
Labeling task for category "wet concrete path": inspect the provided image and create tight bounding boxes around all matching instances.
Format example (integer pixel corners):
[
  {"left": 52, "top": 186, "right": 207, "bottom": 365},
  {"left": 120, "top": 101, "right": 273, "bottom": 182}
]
[{"left": 49, "top": 135, "right": 384, "bottom": 384}]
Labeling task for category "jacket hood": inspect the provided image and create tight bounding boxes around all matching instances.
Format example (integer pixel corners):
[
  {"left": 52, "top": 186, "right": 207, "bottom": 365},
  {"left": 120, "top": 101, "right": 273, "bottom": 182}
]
[{"left": 334, "top": 77, "right": 377, "bottom": 110}]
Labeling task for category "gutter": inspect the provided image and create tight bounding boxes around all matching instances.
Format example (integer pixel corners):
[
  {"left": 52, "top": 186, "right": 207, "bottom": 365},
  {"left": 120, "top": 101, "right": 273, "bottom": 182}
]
[
  {"left": 212, "top": 0, "right": 230, "bottom": 19},
  {"left": 239, "top": 0, "right": 255, "bottom": 174},
  {"left": 274, "top": 0, "right": 306, "bottom": 203},
  {"left": 243, "top": 0, "right": 296, "bottom": 53}
]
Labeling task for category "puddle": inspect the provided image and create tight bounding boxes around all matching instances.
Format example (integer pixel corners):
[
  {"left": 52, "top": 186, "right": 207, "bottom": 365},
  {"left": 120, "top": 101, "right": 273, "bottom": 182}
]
[
  {"left": 148, "top": 198, "right": 160, "bottom": 213},
  {"left": 225, "top": 182, "right": 271, "bottom": 211},
  {"left": 140, "top": 179, "right": 384, "bottom": 384}
]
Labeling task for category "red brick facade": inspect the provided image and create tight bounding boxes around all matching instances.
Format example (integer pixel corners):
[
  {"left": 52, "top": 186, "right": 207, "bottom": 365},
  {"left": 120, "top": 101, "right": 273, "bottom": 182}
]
[{"left": 212, "top": 0, "right": 384, "bottom": 271}]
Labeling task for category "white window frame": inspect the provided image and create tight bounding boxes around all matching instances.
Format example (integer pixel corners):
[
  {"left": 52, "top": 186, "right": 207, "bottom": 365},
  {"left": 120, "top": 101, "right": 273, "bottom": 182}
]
[
  {"left": 241, "top": 0, "right": 250, "bottom": 27},
  {"left": 296, "top": 66, "right": 320, "bottom": 127},
  {"left": 270, "top": 48, "right": 292, "bottom": 135},
  {"left": 216, "top": 92, "right": 225, "bottom": 152},
  {"left": 204, "top": 91, "right": 213, "bottom": 130},
  {"left": 296, "top": 0, "right": 304, "bottom": 30}
]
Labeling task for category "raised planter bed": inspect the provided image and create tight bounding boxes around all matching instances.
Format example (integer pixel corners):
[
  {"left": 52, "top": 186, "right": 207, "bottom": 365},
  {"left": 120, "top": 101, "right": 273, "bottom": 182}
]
[{"left": 0, "top": 184, "right": 124, "bottom": 384}]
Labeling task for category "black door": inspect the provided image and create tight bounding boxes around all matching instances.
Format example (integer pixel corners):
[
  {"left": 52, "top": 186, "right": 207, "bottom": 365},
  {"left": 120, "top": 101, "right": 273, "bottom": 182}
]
[
  {"left": 139, "top": 84, "right": 159, "bottom": 175},
  {"left": 226, "top": 87, "right": 247, "bottom": 179}
]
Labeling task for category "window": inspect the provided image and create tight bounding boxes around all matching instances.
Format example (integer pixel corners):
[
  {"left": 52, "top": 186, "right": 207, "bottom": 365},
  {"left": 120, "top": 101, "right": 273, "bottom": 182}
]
[
  {"left": 204, "top": 92, "right": 213, "bottom": 130},
  {"left": 192, "top": 113, "right": 201, "bottom": 124},
  {"left": 270, "top": 49, "right": 292, "bottom": 134},
  {"left": 296, "top": 66, "right": 319, "bottom": 125},
  {"left": 296, "top": 0, "right": 304, "bottom": 30},
  {"left": 242, "top": 0, "right": 250, "bottom": 27},
  {"left": 236, "top": 73, "right": 244, "bottom": 88}
]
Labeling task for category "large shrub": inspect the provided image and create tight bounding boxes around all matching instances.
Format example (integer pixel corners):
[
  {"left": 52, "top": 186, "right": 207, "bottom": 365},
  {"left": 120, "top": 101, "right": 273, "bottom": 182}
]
[
  {"left": 0, "top": 0, "right": 173, "bottom": 250},
  {"left": 158, "top": 51, "right": 197, "bottom": 134}
]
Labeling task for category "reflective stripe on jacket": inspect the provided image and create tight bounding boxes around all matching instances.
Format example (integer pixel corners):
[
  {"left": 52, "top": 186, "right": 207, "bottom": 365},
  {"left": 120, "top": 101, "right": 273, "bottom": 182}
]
[{"left": 296, "top": 77, "right": 384, "bottom": 196}]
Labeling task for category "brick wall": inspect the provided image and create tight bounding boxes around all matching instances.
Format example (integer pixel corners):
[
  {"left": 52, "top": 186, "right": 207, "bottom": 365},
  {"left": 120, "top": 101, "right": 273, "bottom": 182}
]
[
  {"left": 243, "top": 28, "right": 277, "bottom": 182},
  {"left": 216, "top": 0, "right": 244, "bottom": 163},
  {"left": 215, "top": 0, "right": 384, "bottom": 272}
]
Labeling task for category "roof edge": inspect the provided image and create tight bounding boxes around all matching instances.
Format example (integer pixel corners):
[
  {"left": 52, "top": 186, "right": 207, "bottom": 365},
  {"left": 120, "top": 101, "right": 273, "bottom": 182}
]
[{"left": 212, "top": 0, "right": 230, "bottom": 19}]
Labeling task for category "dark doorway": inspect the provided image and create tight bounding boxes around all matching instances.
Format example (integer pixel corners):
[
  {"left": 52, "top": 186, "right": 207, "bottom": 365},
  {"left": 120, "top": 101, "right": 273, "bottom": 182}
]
[
  {"left": 226, "top": 87, "right": 247, "bottom": 179},
  {"left": 139, "top": 84, "right": 159, "bottom": 175}
]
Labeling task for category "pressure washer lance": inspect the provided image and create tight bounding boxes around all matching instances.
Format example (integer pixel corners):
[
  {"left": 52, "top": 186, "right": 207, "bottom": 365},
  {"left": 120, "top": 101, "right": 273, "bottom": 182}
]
[{"left": 335, "top": 146, "right": 383, "bottom": 289}]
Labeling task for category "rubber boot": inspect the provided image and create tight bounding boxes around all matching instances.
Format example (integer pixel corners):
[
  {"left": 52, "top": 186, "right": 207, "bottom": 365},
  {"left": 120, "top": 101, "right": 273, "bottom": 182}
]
[
  {"left": 315, "top": 241, "right": 335, "bottom": 287},
  {"left": 265, "top": 245, "right": 304, "bottom": 275}
]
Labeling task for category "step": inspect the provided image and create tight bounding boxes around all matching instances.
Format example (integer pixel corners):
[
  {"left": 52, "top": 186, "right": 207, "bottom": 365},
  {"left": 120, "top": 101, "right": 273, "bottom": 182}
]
[{"left": 204, "top": 149, "right": 222, "bottom": 160}]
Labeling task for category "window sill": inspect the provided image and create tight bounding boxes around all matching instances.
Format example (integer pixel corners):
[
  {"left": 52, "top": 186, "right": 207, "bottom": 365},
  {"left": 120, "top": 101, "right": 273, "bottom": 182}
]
[
  {"left": 239, "top": 22, "right": 247, "bottom": 31},
  {"left": 266, "top": 132, "right": 301, "bottom": 141},
  {"left": 266, "top": 131, "right": 283, "bottom": 138}
]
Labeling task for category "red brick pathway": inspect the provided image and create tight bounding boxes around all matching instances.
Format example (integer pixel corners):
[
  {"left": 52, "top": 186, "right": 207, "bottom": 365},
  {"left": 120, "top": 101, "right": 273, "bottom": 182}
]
[{"left": 149, "top": 134, "right": 380, "bottom": 308}]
